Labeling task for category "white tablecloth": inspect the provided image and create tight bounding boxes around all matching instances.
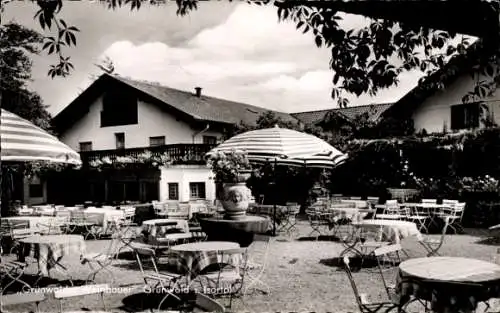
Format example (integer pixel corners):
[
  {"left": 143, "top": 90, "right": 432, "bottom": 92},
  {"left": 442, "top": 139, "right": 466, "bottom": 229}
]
[
  {"left": 352, "top": 219, "right": 423, "bottom": 243},
  {"left": 74, "top": 208, "right": 124, "bottom": 229}
]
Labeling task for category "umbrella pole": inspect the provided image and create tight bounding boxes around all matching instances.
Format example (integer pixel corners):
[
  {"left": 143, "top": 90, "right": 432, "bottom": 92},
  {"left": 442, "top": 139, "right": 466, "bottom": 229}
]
[{"left": 273, "top": 158, "right": 277, "bottom": 237}]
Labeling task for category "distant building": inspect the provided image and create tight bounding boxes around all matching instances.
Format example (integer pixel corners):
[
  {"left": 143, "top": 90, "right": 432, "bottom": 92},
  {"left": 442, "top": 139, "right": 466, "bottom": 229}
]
[
  {"left": 383, "top": 40, "right": 500, "bottom": 134},
  {"left": 40, "top": 73, "right": 296, "bottom": 204}
]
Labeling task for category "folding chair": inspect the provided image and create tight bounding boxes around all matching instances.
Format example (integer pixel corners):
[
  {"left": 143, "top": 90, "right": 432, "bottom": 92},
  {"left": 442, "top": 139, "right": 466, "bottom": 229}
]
[
  {"left": 153, "top": 201, "right": 168, "bottom": 218},
  {"left": 188, "top": 224, "right": 207, "bottom": 242},
  {"left": 0, "top": 259, "right": 31, "bottom": 294},
  {"left": 306, "top": 208, "right": 331, "bottom": 240},
  {"left": 67, "top": 211, "right": 98, "bottom": 240},
  {"left": 1, "top": 292, "right": 46, "bottom": 313},
  {"left": 116, "top": 206, "right": 139, "bottom": 253},
  {"left": 342, "top": 256, "right": 408, "bottom": 313},
  {"left": 279, "top": 203, "right": 300, "bottom": 236},
  {"left": 244, "top": 234, "right": 271, "bottom": 295},
  {"left": 358, "top": 226, "right": 391, "bottom": 265},
  {"left": 195, "top": 248, "right": 248, "bottom": 309},
  {"left": 375, "top": 200, "right": 406, "bottom": 220},
  {"left": 168, "top": 203, "right": 190, "bottom": 220},
  {"left": 372, "top": 244, "right": 403, "bottom": 300},
  {"left": 81, "top": 234, "right": 122, "bottom": 284},
  {"left": 419, "top": 217, "right": 450, "bottom": 257},
  {"left": 1, "top": 220, "right": 34, "bottom": 254},
  {"left": 37, "top": 216, "right": 69, "bottom": 235},
  {"left": 53, "top": 284, "right": 108, "bottom": 313},
  {"left": 404, "top": 204, "right": 430, "bottom": 233},
  {"left": 439, "top": 202, "right": 466, "bottom": 234},
  {"left": 131, "top": 244, "right": 183, "bottom": 310}
]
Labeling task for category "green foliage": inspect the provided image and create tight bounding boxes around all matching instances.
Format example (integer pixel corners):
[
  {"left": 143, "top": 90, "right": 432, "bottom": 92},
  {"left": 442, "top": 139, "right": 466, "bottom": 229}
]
[
  {"left": 16, "top": 0, "right": 497, "bottom": 108},
  {"left": 206, "top": 150, "right": 252, "bottom": 183},
  {"left": 1, "top": 161, "right": 72, "bottom": 180},
  {"left": 87, "top": 151, "right": 172, "bottom": 171},
  {"left": 334, "top": 127, "right": 500, "bottom": 200},
  {"left": 224, "top": 111, "right": 302, "bottom": 139},
  {"left": 0, "top": 22, "right": 53, "bottom": 130}
]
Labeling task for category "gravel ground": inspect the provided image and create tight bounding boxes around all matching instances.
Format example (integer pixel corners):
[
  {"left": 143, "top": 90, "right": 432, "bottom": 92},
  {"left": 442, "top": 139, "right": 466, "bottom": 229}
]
[{"left": 2, "top": 219, "right": 499, "bottom": 313}]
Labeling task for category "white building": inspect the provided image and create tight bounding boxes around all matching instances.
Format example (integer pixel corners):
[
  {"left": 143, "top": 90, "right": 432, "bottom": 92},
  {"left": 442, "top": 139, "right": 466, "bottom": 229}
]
[{"left": 38, "top": 73, "right": 297, "bottom": 205}]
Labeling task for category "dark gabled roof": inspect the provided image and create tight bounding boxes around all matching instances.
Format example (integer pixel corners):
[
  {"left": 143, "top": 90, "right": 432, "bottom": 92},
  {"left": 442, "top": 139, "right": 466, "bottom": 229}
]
[
  {"left": 384, "top": 39, "right": 487, "bottom": 118},
  {"left": 291, "top": 102, "right": 394, "bottom": 126},
  {"left": 53, "top": 73, "right": 298, "bottom": 132}
]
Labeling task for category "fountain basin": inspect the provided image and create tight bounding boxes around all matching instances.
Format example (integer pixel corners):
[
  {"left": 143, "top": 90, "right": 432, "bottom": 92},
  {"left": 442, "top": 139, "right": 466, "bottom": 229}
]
[{"left": 199, "top": 215, "right": 269, "bottom": 247}]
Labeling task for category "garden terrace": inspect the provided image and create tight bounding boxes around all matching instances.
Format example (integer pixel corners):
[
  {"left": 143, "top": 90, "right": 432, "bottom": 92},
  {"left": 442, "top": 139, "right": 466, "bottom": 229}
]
[{"left": 80, "top": 143, "right": 216, "bottom": 166}]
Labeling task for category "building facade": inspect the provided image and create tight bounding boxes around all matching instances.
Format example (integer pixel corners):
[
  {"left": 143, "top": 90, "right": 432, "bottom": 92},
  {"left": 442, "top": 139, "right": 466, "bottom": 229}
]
[{"left": 43, "top": 73, "right": 297, "bottom": 205}]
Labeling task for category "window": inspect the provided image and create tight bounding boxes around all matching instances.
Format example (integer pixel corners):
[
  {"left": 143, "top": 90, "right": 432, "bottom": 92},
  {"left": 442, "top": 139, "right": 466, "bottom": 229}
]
[
  {"left": 79, "top": 142, "right": 93, "bottom": 152},
  {"left": 168, "top": 183, "right": 179, "bottom": 200},
  {"left": 189, "top": 182, "right": 206, "bottom": 199},
  {"left": 203, "top": 135, "right": 217, "bottom": 145},
  {"left": 451, "top": 103, "right": 480, "bottom": 130},
  {"left": 149, "top": 136, "right": 165, "bottom": 147},
  {"left": 115, "top": 133, "right": 125, "bottom": 149},
  {"left": 29, "top": 184, "right": 43, "bottom": 198},
  {"left": 100, "top": 87, "right": 138, "bottom": 127}
]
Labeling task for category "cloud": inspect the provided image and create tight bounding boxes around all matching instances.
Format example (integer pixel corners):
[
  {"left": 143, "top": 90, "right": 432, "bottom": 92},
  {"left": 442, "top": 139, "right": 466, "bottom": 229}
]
[{"left": 100, "top": 3, "right": 422, "bottom": 113}]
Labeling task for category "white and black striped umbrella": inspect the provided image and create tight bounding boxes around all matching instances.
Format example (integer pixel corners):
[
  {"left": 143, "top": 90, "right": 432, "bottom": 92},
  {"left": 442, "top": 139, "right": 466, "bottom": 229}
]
[
  {"left": 209, "top": 126, "right": 347, "bottom": 168},
  {"left": 1, "top": 109, "right": 81, "bottom": 164},
  {"left": 251, "top": 152, "right": 348, "bottom": 169}
]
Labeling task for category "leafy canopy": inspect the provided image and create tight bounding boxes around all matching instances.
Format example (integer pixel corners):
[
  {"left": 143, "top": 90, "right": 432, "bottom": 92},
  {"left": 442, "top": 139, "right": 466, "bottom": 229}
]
[
  {"left": 0, "top": 22, "right": 53, "bottom": 130},
  {"left": 10, "top": 0, "right": 500, "bottom": 107}
]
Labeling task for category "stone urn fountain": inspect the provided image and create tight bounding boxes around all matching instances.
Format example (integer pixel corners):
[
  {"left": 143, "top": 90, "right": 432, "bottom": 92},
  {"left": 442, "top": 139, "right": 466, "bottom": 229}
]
[
  {"left": 220, "top": 173, "right": 252, "bottom": 220},
  {"left": 200, "top": 173, "right": 269, "bottom": 247}
]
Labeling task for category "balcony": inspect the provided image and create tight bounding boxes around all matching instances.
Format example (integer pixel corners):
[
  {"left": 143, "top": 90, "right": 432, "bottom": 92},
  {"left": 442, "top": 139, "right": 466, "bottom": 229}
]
[{"left": 80, "top": 143, "right": 216, "bottom": 166}]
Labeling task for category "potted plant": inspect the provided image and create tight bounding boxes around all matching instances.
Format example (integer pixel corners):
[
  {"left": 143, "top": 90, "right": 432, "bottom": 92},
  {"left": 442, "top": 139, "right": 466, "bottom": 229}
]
[{"left": 207, "top": 150, "right": 252, "bottom": 220}]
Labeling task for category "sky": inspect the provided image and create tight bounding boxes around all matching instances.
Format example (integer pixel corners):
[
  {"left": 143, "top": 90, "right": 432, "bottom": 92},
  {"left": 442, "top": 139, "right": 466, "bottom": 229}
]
[{"left": 4, "top": 1, "right": 425, "bottom": 115}]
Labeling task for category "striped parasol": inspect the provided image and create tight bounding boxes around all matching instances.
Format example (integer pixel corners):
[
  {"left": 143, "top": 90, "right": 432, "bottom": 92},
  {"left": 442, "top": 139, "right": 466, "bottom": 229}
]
[
  {"left": 209, "top": 125, "right": 347, "bottom": 168},
  {"left": 1, "top": 109, "right": 81, "bottom": 164}
]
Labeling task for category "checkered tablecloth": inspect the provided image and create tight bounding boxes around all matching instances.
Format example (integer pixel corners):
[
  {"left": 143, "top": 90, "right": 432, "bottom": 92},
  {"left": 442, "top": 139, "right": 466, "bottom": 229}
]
[
  {"left": 18, "top": 235, "right": 86, "bottom": 276},
  {"left": 168, "top": 241, "right": 240, "bottom": 278},
  {"left": 396, "top": 257, "right": 500, "bottom": 313},
  {"left": 141, "top": 219, "right": 189, "bottom": 242},
  {"left": 352, "top": 220, "right": 423, "bottom": 243}
]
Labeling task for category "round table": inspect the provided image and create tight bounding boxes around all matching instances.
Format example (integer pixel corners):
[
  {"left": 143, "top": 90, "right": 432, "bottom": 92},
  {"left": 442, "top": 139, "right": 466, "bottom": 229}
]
[
  {"left": 326, "top": 207, "right": 373, "bottom": 223},
  {"left": 18, "top": 235, "right": 86, "bottom": 276},
  {"left": 352, "top": 219, "right": 423, "bottom": 243},
  {"left": 141, "top": 219, "right": 189, "bottom": 243},
  {"left": 169, "top": 241, "right": 240, "bottom": 278},
  {"left": 199, "top": 216, "right": 269, "bottom": 247},
  {"left": 397, "top": 257, "right": 500, "bottom": 313}
]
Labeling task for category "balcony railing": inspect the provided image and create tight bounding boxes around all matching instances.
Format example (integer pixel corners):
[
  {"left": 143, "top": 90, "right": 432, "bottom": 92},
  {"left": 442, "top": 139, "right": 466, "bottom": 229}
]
[{"left": 80, "top": 143, "right": 216, "bottom": 165}]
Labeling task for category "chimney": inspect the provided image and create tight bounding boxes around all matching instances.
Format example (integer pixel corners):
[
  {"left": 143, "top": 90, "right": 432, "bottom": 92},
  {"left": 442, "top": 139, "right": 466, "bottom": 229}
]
[{"left": 194, "top": 87, "right": 202, "bottom": 98}]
